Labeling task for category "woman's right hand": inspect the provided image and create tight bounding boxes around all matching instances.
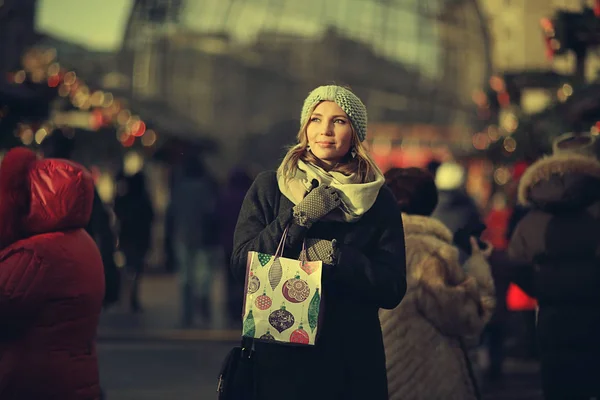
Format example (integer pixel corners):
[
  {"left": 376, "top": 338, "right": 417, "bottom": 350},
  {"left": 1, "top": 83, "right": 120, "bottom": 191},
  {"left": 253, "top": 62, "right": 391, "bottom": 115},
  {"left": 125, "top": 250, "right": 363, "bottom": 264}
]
[
  {"left": 470, "top": 236, "right": 493, "bottom": 259},
  {"left": 292, "top": 185, "right": 341, "bottom": 228},
  {"left": 465, "top": 237, "right": 494, "bottom": 287}
]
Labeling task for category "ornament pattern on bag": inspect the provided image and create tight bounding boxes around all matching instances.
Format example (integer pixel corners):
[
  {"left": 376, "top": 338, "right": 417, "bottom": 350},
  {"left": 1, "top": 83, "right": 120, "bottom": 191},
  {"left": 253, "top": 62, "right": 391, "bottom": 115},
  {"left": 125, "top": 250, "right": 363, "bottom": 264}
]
[
  {"left": 243, "top": 309, "right": 256, "bottom": 337},
  {"left": 247, "top": 272, "right": 260, "bottom": 294},
  {"left": 268, "top": 258, "right": 283, "bottom": 290},
  {"left": 259, "top": 329, "right": 275, "bottom": 341},
  {"left": 244, "top": 251, "right": 323, "bottom": 345},
  {"left": 290, "top": 323, "right": 310, "bottom": 345},
  {"left": 269, "top": 304, "right": 295, "bottom": 333},
  {"left": 257, "top": 253, "right": 271, "bottom": 267},
  {"left": 308, "top": 288, "right": 321, "bottom": 333},
  {"left": 300, "top": 260, "right": 319, "bottom": 275},
  {"left": 255, "top": 290, "right": 272, "bottom": 310},
  {"left": 282, "top": 274, "right": 310, "bottom": 303}
]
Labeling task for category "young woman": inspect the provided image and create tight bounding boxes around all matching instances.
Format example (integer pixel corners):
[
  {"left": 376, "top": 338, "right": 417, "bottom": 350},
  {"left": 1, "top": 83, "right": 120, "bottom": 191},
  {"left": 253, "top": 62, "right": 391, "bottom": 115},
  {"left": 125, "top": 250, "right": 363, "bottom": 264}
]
[{"left": 231, "top": 85, "right": 407, "bottom": 399}]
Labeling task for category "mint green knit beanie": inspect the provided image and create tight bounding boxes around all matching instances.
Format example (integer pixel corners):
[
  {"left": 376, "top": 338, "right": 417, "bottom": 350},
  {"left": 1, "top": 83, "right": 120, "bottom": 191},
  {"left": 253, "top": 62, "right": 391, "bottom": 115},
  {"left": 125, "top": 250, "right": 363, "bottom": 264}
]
[{"left": 300, "top": 85, "right": 368, "bottom": 142}]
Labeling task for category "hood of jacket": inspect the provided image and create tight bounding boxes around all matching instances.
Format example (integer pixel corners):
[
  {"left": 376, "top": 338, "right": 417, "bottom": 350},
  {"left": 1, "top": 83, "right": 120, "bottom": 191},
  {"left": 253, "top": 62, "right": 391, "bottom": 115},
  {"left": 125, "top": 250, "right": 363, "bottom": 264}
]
[
  {"left": 0, "top": 147, "right": 95, "bottom": 249},
  {"left": 402, "top": 213, "right": 459, "bottom": 265},
  {"left": 517, "top": 153, "right": 600, "bottom": 212}
]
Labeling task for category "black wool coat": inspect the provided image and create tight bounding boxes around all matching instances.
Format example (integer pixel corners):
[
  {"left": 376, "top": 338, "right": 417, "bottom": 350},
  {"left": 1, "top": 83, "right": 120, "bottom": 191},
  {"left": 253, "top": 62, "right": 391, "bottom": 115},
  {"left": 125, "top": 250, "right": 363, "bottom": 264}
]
[
  {"left": 508, "top": 153, "right": 600, "bottom": 399},
  {"left": 231, "top": 171, "right": 407, "bottom": 400}
]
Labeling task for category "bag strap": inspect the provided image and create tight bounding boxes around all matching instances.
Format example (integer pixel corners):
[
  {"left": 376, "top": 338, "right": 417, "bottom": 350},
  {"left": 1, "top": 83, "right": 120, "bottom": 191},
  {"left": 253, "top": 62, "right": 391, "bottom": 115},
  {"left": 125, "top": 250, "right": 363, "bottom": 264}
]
[
  {"left": 274, "top": 226, "right": 290, "bottom": 258},
  {"left": 241, "top": 335, "right": 255, "bottom": 359},
  {"left": 275, "top": 225, "right": 309, "bottom": 263},
  {"left": 299, "top": 240, "right": 308, "bottom": 263}
]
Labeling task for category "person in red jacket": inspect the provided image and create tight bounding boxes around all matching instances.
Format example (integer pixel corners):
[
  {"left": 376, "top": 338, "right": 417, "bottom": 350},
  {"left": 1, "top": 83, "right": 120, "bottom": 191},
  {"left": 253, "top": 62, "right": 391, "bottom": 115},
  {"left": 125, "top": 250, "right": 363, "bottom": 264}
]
[{"left": 0, "top": 147, "right": 105, "bottom": 400}]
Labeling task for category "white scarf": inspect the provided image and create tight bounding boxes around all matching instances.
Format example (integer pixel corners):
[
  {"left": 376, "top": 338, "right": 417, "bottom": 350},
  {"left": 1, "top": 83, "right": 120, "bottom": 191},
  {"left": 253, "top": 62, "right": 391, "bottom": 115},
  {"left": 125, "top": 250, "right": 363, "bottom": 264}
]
[{"left": 277, "top": 159, "right": 384, "bottom": 222}]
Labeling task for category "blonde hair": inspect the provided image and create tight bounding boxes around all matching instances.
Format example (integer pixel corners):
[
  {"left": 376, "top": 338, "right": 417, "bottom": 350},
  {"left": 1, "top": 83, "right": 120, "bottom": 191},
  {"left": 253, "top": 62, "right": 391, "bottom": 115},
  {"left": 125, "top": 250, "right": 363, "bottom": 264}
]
[{"left": 278, "top": 104, "right": 381, "bottom": 183}]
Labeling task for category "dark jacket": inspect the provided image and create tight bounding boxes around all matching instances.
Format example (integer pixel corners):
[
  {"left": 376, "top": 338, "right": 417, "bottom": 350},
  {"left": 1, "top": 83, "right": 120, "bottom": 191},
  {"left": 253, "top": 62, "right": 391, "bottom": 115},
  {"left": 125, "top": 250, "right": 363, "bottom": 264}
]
[
  {"left": 508, "top": 153, "right": 600, "bottom": 399},
  {"left": 432, "top": 190, "right": 482, "bottom": 235},
  {"left": 171, "top": 175, "right": 218, "bottom": 249},
  {"left": 114, "top": 171, "right": 154, "bottom": 252},
  {"left": 86, "top": 189, "right": 120, "bottom": 307},
  {"left": 231, "top": 171, "right": 407, "bottom": 400},
  {"left": 0, "top": 148, "right": 104, "bottom": 400},
  {"left": 432, "top": 190, "right": 483, "bottom": 263},
  {"left": 217, "top": 168, "right": 253, "bottom": 256}
]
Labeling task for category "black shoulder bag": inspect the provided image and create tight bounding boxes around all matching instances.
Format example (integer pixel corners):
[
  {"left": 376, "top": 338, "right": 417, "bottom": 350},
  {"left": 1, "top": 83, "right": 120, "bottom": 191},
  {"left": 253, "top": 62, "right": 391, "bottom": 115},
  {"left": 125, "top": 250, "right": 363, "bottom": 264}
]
[{"left": 216, "top": 336, "right": 257, "bottom": 399}]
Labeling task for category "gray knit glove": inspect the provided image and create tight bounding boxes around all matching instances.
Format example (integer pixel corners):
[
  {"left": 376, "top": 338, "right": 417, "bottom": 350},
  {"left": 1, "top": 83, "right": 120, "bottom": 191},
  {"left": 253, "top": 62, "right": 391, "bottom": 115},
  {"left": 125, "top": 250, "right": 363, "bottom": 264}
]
[
  {"left": 293, "top": 185, "right": 341, "bottom": 228},
  {"left": 303, "top": 238, "right": 339, "bottom": 265}
]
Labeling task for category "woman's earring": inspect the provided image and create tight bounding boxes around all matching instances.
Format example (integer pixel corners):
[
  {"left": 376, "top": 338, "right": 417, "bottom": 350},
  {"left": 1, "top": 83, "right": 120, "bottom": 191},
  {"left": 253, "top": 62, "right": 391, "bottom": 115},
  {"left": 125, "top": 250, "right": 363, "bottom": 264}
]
[{"left": 351, "top": 148, "right": 357, "bottom": 158}]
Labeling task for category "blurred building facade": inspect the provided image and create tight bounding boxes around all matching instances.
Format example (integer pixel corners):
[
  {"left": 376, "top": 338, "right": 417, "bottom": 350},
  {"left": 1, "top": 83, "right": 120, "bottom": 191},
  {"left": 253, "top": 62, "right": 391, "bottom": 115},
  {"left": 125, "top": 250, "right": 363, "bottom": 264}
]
[
  {"left": 479, "top": 0, "right": 600, "bottom": 159},
  {"left": 121, "top": 0, "right": 492, "bottom": 171},
  {"left": 0, "top": 0, "right": 38, "bottom": 75},
  {"left": 482, "top": 0, "right": 600, "bottom": 76}
]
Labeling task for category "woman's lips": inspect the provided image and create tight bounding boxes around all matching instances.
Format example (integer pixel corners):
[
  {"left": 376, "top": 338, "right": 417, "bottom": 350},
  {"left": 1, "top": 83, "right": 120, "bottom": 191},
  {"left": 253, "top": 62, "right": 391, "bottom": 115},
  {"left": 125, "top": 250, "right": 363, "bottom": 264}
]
[{"left": 316, "top": 142, "right": 335, "bottom": 148}]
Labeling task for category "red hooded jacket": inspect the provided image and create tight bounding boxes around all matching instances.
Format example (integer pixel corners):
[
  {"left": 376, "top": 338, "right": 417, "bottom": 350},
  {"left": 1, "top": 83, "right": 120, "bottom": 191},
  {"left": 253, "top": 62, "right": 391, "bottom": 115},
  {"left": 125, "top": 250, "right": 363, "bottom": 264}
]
[{"left": 0, "top": 148, "right": 104, "bottom": 400}]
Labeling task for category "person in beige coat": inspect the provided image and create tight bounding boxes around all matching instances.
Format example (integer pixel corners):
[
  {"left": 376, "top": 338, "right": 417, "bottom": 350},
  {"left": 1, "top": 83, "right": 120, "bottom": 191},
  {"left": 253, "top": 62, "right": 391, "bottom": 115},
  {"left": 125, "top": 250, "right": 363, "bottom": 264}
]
[{"left": 381, "top": 168, "right": 496, "bottom": 400}]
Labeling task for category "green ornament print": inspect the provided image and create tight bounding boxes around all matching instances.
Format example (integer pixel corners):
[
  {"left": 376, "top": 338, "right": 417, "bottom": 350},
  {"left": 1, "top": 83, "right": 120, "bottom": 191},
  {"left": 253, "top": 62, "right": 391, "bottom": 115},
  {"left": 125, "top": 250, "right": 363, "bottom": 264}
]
[
  {"left": 243, "top": 309, "right": 256, "bottom": 337},
  {"left": 257, "top": 253, "right": 271, "bottom": 267},
  {"left": 308, "top": 288, "right": 321, "bottom": 333}
]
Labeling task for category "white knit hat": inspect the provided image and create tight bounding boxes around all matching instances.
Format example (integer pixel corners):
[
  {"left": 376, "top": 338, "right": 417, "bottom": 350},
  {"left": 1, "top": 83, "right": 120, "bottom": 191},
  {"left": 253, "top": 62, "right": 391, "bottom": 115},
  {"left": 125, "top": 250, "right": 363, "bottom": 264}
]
[
  {"left": 435, "top": 162, "right": 466, "bottom": 190},
  {"left": 300, "top": 85, "right": 368, "bottom": 142}
]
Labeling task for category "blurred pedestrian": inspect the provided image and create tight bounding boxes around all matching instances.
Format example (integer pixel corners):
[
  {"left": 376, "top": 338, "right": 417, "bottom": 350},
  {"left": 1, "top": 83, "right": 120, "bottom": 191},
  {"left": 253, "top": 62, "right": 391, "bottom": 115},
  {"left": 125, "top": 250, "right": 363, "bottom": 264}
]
[
  {"left": 431, "top": 161, "right": 484, "bottom": 262},
  {"left": 216, "top": 167, "right": 253, "bottom": 327},
  {"left": 171, "top": 154, "right": 219, "bottom": 328},
  {"left": 114, "top": 170, "right": 154, "bottom": 313},
  {"left": 0, "top": 147, "right": 104, "bottom": 399},
  {"left": 508, "top": 133, "right": 600, "bottom": 399},
  {"left": 380, "top": 167, "right": 496, "bottom": 400},
  {"left": 231, "top": 85, "right": 407, "bottom": 399}
]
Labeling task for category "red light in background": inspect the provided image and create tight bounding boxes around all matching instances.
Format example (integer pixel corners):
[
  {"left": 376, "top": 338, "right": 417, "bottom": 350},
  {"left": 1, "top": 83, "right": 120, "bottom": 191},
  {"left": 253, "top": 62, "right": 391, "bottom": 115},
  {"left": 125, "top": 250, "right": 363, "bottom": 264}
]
[
  {"left": 544, "top": 37, "right": 554, "bottom": 60},
  {"left": 131, "top": 121, "right": 146, "bottom": 137},
  {"left": 497, "top": 91, "right": 511, "bottom": 107},
  {"left": 595, "top": 0, "right": 600, "bottom": 17},
  {"left": 121, "top": 133, "right": 135, "bottom": 147},
  {"left": 540, "top": 18, "right": 554, "bottom": 33},
  {"left": 540, "top": 18, "right": 555, "bottom": 60},
  {"left": 48, "top": 75, "right": 61, "bottom": 88},
  {"left": 89, "top": 109, "right": 104, "bottom": 130}
]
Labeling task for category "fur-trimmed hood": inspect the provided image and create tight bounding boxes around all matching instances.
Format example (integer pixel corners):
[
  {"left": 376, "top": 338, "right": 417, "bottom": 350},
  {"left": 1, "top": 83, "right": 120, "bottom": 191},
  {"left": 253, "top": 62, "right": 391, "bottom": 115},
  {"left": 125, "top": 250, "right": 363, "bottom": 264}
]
[
  {"left": 401, "top": 213, "right": 459, "bottom": 266},
  {"left": 402, "top": 213, "right": 453, "bottom": 244},
  {"left": 0, "top": 147, "right": 95, "bottom": 249},
  {"left": 518, "top": 153, "right": 600, "bottom": 211}
]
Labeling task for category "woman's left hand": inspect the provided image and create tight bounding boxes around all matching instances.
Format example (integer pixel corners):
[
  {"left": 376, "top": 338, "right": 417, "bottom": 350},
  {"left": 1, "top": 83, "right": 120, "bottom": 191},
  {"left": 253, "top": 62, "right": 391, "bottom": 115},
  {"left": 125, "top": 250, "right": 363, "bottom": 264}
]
[{"left": 303, "top": 238, "right": 338, "bottom": 265}]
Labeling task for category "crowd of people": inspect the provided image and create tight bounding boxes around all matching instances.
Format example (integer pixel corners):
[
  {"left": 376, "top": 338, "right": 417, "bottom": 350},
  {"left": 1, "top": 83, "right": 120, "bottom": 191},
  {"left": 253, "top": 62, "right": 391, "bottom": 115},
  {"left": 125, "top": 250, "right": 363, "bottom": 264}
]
[{"left": 0, "top": 85, "right": 599, "bottom": 399}]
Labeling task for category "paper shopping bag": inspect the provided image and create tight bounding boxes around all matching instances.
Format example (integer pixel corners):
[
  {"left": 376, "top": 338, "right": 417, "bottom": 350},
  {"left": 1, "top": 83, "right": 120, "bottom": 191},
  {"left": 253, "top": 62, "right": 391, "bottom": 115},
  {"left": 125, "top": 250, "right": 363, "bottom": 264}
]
[{"left": 241, "top": 229, "right": 323, "bottom": 346}]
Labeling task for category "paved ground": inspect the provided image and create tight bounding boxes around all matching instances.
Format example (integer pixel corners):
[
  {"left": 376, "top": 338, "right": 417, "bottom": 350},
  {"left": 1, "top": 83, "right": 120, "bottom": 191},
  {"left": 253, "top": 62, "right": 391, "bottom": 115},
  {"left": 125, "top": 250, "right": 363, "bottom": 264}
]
[
  {"left": 98, "top": 340, "right": 542, "bottom": 400},
  {"left": 98, "top": 341, "right": 231, "bottom": 400},
  {"left": 97, "top": 274, "right": 543, "bottom": 400}
]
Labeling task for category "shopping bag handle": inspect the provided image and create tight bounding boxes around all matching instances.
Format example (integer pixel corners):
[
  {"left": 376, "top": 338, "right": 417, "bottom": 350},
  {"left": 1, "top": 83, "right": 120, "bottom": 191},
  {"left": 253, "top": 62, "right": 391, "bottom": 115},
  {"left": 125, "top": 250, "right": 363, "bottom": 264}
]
[
  {"left": 274, "top": 225, "right": 308, "bottom": 262},
  {"left": 274, "top": 226, "right": 290, "bottom": 258},
  {"left": 299, "top": 240, "right": 307, "bottom": 263}
]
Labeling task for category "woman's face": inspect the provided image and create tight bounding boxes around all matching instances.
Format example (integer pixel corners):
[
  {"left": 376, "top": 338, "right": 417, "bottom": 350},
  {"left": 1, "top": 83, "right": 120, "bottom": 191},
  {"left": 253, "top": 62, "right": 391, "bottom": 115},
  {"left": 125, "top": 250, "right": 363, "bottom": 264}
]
[{"left": 306, "top": 101, "right": 353, "bottom": 167}]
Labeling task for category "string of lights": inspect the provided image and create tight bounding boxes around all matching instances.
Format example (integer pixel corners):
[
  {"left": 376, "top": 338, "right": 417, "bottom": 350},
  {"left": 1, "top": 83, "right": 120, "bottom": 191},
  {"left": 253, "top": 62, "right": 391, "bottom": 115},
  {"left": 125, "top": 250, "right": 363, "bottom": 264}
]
[{"left": 4, "top": 47, "right": 158, "bottom": 149}]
